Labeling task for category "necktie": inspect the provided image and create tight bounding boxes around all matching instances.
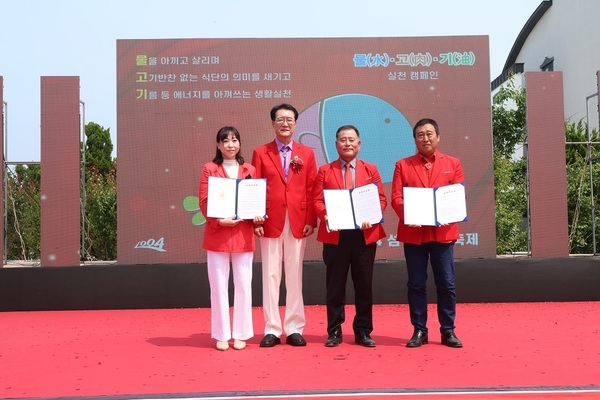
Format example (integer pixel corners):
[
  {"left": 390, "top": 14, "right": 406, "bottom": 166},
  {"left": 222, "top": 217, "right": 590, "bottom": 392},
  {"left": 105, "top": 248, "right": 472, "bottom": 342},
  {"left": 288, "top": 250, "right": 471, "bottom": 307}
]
[
  {"left": 345, "top": 163, "right": 353, "bottom": 189},
  {"left": 282, "top": 146, "right": 290, "bottom": 176}
]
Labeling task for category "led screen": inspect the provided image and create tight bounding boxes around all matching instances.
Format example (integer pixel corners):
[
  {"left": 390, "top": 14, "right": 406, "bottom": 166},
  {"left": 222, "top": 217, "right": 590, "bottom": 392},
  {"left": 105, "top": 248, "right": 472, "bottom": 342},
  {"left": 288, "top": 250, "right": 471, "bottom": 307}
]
[{"left": 117, "top": 36, "right": 495, "bottom": 264}]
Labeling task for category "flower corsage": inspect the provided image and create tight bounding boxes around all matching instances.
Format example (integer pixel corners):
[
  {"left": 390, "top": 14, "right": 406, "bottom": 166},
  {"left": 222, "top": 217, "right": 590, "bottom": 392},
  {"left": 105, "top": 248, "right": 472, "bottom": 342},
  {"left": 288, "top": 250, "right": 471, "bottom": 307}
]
[{"left": 289, "top": 155, "right": 304, "bottom": 175}]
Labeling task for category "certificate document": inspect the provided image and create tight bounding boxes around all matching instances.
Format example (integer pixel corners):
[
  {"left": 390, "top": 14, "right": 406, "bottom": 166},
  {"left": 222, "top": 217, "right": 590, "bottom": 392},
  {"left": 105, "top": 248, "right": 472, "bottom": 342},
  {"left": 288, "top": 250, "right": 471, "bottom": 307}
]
[
  {"left": 323, "top": 183, "right": 383, "bottom": 230},
  {"left": 403, "top": 183, "right": 467, "bottom": 226},
  {"left": 206, "top": 176, "right": 266, "bottom": 219},
  {"left": 235, "top": 178, "right": 267, "bottom": 220}
]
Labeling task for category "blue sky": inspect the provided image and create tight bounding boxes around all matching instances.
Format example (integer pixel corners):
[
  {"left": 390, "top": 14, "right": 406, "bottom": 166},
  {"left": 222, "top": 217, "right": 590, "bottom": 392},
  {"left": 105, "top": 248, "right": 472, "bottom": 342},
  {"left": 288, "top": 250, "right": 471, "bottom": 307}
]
[{"left": 1, "top": 0, "right": 542, "bottom": 162}]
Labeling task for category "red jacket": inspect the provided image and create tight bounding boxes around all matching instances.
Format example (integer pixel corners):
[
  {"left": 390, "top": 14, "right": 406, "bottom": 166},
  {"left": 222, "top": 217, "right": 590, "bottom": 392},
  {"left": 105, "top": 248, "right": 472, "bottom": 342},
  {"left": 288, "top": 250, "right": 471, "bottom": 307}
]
[
  {"left": 313, "top": 159, "right": 387, "bottom": 245},
  {"left": 199, "top": 161, "right": 256, "bottom": 252},
  {"left": 390, "top": 151, "right": 464, "bottom": 245},
  {"left": 251, "top": 140, "right": 318, "bottom": 238}
]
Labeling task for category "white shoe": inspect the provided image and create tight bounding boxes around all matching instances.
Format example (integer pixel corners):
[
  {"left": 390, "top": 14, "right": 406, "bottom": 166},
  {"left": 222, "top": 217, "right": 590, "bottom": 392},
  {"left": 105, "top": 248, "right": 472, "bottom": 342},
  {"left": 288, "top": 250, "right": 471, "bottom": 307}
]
[
  {"left": 233, "top": 339, "right": 246, "bottom": 350},
  {"left": 216, "top": 341, "right": 229, "bottom": 351}
]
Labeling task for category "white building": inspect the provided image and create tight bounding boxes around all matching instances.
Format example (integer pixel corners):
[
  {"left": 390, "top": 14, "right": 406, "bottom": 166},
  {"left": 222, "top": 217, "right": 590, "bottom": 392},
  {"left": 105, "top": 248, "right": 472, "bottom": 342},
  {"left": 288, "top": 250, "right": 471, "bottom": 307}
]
[{"left": 492, "top": 0, "right": 600, "bottom": 133}]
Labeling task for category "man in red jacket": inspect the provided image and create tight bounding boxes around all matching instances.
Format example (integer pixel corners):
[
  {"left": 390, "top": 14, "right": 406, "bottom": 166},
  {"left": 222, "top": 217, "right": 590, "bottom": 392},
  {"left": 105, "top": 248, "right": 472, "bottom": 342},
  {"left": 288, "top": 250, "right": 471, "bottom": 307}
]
[
  {"left": 313, "top": 125, "right": 387, "bottom": 348},
  {"left": 391, "top": 118, "right": 464, "bottom": 348},
  {"left": 252, "top": 104, "right": 318, "bottom": 347}
]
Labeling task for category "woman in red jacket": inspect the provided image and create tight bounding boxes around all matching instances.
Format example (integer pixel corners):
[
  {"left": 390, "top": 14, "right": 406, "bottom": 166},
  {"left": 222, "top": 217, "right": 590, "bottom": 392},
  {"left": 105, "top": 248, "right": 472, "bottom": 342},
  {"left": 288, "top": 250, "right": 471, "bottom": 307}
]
[{"left": 199, "top": 126, "right": 264, "bottom": 351}]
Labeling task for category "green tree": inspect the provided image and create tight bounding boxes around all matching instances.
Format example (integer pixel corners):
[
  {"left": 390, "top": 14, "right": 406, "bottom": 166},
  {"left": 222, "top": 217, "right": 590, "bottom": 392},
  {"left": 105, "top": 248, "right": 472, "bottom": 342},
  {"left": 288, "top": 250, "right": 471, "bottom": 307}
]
[
  {"left": 83, "top": 163, "right": 117, "bottom": 260},
  {"left": 84, "top": 122, "right": 113, "bottom": 175},
  {"left": 492, "top": 79, "right": 529, "bottom": 254},
  {"left": 5, "top": 164, "right": 41, "bottom": 260},
  {"left": 492, "top": 78, "right": 527, "bottom": 159},
  {"left": 493, "top": 152, "right": 528, "bottom": 254},
  {"left": 82, "top": 122, "right": 117, "bottom": 261}
]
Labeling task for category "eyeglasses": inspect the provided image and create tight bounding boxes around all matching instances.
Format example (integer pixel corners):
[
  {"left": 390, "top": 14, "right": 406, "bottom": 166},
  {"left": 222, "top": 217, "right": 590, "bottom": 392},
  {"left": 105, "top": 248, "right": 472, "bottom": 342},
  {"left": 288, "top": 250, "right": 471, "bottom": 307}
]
[
  {"left": 415, "top": 132, "right": 436, "bottom": 141},
  {"left": 274, "top": 117, "right": 296, "bottom": 125}
]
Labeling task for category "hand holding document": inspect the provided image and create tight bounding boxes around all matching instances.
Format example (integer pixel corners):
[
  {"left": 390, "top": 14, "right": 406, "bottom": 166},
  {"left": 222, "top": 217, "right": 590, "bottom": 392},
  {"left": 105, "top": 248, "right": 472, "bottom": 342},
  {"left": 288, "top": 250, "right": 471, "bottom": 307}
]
[
  {"left": 206, "top": 176, "right": 266, "bottom": 220},
  {"left": 323, "top": 183, "right": 383, "bottom": 230},
  {"left": 403, "top": 183, "right": 467, "bottom": 226}
]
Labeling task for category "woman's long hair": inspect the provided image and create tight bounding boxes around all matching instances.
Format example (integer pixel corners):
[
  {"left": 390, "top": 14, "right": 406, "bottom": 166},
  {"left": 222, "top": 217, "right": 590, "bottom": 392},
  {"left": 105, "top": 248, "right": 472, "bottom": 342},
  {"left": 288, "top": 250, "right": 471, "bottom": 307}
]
[{"left": 213, "top": 126, "right": 244, "bottom": 165}]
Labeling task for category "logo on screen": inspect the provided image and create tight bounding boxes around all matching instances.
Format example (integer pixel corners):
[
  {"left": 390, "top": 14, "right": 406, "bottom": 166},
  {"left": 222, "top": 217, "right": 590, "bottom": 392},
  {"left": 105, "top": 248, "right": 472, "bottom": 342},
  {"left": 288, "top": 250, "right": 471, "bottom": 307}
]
[{"left": 134, "top": 237, "right": 166, "bottom": 252}]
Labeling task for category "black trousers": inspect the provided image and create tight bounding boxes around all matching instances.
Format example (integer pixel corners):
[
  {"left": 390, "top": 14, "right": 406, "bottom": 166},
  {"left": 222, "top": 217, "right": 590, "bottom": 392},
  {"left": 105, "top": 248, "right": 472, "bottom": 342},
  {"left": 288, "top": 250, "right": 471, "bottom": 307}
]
[{"left": 323, "top": 229, "right": 377, "bottom": 336}]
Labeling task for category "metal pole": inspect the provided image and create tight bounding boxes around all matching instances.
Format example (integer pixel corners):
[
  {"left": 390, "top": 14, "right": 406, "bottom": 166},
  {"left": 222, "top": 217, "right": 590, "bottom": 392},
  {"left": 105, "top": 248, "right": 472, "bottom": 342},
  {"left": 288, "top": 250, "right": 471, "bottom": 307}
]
[
  {"left": 3, "top": 101, "right": 7, "bottom": 265},
  {"left": 80, "top": 101, "right": 86, "bottom": 264},
  {"left": 586, "top": 92, "right": 599, "bottom": 255},
  {"left": 524, "top": 139, "right": 532, "bottom": 256}
]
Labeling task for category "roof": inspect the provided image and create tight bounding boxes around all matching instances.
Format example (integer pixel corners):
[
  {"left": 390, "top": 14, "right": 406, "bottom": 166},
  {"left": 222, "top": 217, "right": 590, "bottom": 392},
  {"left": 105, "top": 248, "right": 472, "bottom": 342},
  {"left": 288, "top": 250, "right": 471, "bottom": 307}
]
[
  {"left": 491, "top": 0, "right": 553, "bottom": 90},
  {"left": 502, "top": 0, "right": 554, "bottom": 72}
]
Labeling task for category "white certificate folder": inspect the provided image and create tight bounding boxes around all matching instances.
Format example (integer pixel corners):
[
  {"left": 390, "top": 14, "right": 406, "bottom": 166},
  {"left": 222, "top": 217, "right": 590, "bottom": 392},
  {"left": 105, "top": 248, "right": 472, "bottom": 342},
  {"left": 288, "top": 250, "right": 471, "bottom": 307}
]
[
  {"left": 323, "top": 183, "right": 384, "bottom": 230},
  {"left": 403, "top": 183, "right": 467, "bottom": 226},
  {"left": 206, "top": 176, "right": 266, "bottom": 220}
]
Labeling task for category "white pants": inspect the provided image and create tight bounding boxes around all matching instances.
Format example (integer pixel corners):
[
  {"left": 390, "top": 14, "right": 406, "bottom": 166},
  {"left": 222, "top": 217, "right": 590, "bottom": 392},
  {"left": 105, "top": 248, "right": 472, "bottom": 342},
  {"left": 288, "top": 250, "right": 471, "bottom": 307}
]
[
  {"left": 259, "top": 213, "right": 306, "bottom": 337},
  {"left": 206, "top": 250, "right": 254, "bottom": 342}
]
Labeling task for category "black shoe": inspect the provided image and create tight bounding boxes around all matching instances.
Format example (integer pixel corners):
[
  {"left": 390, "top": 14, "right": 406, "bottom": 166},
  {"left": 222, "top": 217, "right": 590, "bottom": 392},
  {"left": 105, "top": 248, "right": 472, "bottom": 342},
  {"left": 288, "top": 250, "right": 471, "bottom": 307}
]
[
  {"left": 325, "top": 332, "right": 343, "bottom": 347},
  {"left": 406, "top": 329, "right": 428, "bottom": 347},
  {"left": 354, "top": 332, "right": 376, "bottom": 347},
  {"left": 441, "top": 330, "right": 463, "bottom": 348},
  {"left": 259, "top": 334, "right": 281, "bottom": 347},
  {"left": 285, "top": 333, "right": 307, "bottom": 346}
]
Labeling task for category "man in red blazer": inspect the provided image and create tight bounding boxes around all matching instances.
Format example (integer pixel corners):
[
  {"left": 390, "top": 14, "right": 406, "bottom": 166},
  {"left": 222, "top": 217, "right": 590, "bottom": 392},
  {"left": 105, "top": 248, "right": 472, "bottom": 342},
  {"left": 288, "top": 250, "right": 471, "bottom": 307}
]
[
  {"left": 313, "top": 125, "right": 387, "bottom": 348},
  {"left": 391, "top": 118, "right": 464, "bottom": 349},
  {"left": 251, "top": 104, "right": 318, "bottom": 347}
]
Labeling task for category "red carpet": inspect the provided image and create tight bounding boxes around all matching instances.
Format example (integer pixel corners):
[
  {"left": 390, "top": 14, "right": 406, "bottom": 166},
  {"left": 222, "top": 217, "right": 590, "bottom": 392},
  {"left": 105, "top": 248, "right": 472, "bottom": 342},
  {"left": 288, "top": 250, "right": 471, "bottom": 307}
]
[{"left": 1, "top": 302, "right": 600, "bottom": 399}]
